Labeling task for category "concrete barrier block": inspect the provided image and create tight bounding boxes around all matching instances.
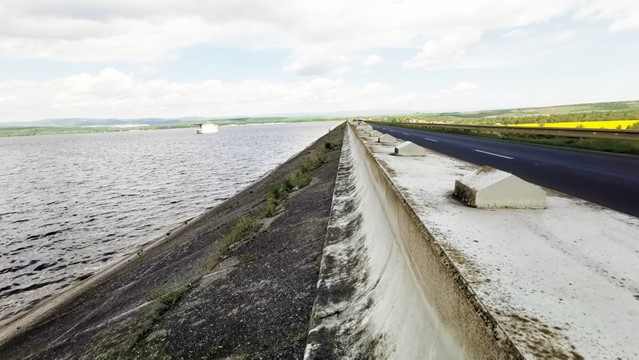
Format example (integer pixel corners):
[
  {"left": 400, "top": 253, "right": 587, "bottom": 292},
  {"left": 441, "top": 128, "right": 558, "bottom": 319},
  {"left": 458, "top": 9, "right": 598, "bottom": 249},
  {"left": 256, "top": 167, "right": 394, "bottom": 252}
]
[
  {"left": 454, "top": 166, "right": 546, "bottom": 209},
  {"left": 369, "top": 130, "right": 383, "bottom": 137},
  {"left": 378, "top": 134, "right": 397, "bottom": 144},
  {"left": 394, "top": 141, "right": 427, "bottom": 156}
]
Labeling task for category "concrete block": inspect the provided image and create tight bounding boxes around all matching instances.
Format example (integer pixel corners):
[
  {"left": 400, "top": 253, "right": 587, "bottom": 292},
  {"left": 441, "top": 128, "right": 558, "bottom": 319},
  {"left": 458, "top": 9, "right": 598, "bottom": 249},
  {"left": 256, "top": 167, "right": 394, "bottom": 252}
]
[
  {"left": 394, "top": 141, "right": 427, "bottom": 156},
  {"left": 369, "top": 130, "right": 383, "bottom": 137},
  {"left": 454, "top": 166, "right": 546, "bottom": 209},
  {"left": 378, "top": 134, "right": 397, "bottom": 144}
]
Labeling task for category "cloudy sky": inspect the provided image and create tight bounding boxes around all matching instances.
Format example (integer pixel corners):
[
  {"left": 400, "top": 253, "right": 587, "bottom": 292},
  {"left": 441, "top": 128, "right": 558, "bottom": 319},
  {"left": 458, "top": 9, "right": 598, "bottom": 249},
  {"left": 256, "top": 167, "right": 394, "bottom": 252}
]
[{"left": 0, "top": 0, "right": 638, "bottom": 123}]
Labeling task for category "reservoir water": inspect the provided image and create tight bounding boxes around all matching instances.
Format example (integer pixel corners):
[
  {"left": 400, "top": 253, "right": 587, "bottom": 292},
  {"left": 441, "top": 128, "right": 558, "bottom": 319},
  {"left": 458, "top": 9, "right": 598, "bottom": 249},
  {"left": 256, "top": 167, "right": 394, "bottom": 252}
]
[{"left": 0, "top": 121, "right": 341, "bottom": 321}]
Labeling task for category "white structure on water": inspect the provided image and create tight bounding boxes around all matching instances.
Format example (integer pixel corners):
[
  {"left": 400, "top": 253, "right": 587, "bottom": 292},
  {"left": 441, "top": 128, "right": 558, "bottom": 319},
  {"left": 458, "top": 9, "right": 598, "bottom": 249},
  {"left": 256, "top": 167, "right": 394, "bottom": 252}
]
[{"left": 195, "top": 124, "right": 219, "bottom": 134}]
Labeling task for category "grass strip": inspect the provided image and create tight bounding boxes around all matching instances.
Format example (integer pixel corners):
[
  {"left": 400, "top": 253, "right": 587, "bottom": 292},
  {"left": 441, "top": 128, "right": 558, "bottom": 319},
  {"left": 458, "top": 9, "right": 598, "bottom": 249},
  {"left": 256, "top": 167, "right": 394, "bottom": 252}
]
[
  {"left": 97, "top": 280, "right": 198, "bottom": 359},
  {"left": 263, "top": 142, "right": 336, "bottom": 217}
]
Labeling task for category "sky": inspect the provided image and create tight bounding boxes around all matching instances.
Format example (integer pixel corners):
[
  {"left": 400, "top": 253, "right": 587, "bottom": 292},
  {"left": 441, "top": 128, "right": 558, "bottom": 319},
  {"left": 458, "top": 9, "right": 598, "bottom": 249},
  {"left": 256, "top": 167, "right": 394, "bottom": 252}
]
[{"left": 0, "top": 0, "right": 638, "bottom": 123}]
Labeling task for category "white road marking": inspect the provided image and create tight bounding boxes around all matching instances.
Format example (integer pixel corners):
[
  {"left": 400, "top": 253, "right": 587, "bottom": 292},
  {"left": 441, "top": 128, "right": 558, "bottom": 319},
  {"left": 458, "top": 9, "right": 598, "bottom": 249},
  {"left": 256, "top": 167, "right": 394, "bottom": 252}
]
[
  {"left": 423, "top": 137, "right": 438, "bottom": 142},
  {"left": 400, "top": 132, "right": 409, "bottom": 135},
  {"left": 473, "top": 149, "right": 514, "bottom": 159}
]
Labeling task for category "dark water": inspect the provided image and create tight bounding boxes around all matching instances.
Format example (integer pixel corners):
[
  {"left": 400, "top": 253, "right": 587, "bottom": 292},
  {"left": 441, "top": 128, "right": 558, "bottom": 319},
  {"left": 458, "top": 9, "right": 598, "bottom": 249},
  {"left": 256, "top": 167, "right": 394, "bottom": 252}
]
[{"left": 0, "top": 122, "right": 341, "bottom": 321}]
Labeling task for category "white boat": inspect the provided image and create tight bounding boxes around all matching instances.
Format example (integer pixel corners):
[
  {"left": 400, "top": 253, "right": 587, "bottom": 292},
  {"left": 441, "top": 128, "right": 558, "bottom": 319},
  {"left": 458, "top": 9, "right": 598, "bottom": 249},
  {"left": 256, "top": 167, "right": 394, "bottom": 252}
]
[{"left": 195, "top": 123, "right": 219, "bottom": 134}]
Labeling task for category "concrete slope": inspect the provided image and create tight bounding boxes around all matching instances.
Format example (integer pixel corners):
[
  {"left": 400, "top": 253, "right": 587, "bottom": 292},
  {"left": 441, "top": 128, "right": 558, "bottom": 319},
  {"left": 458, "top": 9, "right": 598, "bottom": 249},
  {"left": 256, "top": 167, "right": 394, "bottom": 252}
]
[
  {"left": 0, "top": 125, "right": 345, "bottom": 359},
  {"left": 305, "top": 125, "right": 523, "bottom": 359},
  {"left": 373, "top": 124, "right": 639, "bottom": 218}
]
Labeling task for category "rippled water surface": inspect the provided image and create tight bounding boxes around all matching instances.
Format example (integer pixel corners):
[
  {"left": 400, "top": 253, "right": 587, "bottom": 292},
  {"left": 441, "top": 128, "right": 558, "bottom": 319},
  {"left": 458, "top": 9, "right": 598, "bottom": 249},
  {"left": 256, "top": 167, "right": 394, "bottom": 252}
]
[{"left": 0, "top": 122, "right": 341, "bottom": 320}]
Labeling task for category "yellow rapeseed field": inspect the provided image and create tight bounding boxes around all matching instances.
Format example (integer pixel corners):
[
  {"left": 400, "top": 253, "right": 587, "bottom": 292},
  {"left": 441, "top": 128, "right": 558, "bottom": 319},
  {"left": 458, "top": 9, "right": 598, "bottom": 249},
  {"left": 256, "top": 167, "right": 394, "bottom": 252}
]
[{"left": 514, "top": 120, "right": 639, "bottom": 129}]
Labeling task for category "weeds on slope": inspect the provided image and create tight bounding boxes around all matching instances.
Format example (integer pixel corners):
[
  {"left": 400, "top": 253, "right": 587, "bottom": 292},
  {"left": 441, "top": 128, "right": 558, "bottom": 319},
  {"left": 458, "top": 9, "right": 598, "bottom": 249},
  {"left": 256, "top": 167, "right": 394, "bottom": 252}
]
[
  {"left": 96, "top": 142, "right": 340, "bottom": 358},
  {"left": 207, "top": 216, "right": 256, "bottom": 271},
  {"left": 96, "top": 280, "right": 198, "bottom": 359},
  {"left": 263, "top": 142, "right": 337, "bottom": 217}
]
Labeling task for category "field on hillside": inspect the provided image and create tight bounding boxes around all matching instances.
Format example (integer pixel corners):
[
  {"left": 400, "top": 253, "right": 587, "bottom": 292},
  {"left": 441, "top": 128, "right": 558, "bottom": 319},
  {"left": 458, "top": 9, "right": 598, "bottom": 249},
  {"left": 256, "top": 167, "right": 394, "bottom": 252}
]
[
  {"left": 514, "top": 120, "right": 639, "bottom": 130},
  {"left": 375, "top": 100, "right": 639, "bottom": 128}
]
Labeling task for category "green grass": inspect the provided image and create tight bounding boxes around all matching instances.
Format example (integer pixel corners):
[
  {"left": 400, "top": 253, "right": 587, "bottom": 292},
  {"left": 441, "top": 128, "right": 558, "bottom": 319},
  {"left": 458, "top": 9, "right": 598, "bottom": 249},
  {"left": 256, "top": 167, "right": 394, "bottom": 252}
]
[
  {"left": 262, "top": 143, "right": 332, "bottom": 217},
  {"left": 219, "top": 217, "right": 255, "bottom": 254},
  {"left": 105, "top": 216, "right": 257, "bottom": 357},
  {"left": 0, "top": 126, "right": 126, "bottom": 137},
  {"left": 371, "top": 100, "right": 639, "bottom": 126},
  {"left": 207, "top": 216, "right": 256, "bottom": 271},
  {"left": 96, "top": 280, "right": 198, "bottom": 359},
  {"left": 148, "top": 282, "right": 196, "bottom": 318}
]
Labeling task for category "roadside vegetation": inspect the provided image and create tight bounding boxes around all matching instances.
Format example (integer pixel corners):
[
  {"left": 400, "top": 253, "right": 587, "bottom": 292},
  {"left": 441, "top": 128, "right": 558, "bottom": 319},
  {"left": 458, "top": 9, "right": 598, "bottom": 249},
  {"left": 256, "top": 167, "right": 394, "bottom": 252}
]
[
  {"left": 368, "top": 100, "right": 639, "bottom": 155},
  {"left": 374, "top": 100, "right": 639, "bottom": 127},
  {"left": 382, "top": 122, "right": 639, "bottom": 155}
]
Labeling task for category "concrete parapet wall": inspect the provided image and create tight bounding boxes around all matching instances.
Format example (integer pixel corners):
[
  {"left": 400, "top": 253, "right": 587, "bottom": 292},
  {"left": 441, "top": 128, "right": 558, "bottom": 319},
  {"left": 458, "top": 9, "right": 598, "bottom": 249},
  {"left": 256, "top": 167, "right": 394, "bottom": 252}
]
[{"left": 342, "top": 124, "right": 522, "bottom": 358}]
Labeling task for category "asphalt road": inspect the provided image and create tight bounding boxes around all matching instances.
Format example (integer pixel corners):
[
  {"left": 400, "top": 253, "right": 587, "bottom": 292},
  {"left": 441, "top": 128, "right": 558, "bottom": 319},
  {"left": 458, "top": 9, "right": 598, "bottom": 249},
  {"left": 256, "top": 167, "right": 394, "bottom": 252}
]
[{"left": 372, "top": 124, "right": 639, "bottom": 218}]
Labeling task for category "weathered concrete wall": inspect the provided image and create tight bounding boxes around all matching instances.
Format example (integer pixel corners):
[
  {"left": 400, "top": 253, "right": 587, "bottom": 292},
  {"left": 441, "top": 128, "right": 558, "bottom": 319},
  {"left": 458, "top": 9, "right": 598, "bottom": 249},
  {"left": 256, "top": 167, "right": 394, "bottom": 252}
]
[
  {"left": 306, "top": 127, "right": 462, "bottom": 359},
  {"left": 307, "top": 124, "right": 523, "bottom": 358}
]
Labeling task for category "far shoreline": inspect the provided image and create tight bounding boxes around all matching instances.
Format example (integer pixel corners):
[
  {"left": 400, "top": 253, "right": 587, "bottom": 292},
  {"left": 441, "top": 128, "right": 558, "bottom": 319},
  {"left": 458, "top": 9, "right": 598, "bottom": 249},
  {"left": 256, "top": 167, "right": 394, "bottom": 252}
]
[{"left": 0, "top": 118, "right": 341, "bottom": 138}]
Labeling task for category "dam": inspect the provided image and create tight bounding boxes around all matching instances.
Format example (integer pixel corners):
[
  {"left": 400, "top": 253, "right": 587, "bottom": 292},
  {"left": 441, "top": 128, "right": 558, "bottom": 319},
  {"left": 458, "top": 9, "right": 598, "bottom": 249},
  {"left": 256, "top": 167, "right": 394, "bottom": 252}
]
[{"left": 0, "top": 122, "right": 637, "bottom": 359}]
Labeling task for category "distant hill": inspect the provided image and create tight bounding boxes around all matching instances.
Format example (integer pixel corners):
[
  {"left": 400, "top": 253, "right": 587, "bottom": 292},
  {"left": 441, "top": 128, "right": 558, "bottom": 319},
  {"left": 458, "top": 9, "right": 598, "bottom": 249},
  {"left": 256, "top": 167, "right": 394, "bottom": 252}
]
[
  {"left": 0, "top": 109, "right": 413, "bottom": 128},
  {"left": 376, "top": 100, "right": 639, "bottom": 126},
  {"left": 424, "top": 100, "right": 639, "bottom": 119},
  {"left": 0, "top": 117, "right": 211, "bottom": 128},
  {"left": 2, "top": 101, "right": 637, "bottom": 128}
]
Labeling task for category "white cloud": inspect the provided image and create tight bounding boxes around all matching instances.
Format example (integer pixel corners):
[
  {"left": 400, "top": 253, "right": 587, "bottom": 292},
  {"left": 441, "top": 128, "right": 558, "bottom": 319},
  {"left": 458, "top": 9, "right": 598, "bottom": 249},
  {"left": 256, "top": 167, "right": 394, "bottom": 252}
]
[
  {"left": 553, "top": 30, "right": 575, "bottom": 43},
  {"left": 502, "top": 29, "right": 526, "bottom": 39},
  {"left": 501, "top": 29, "right": 526, "bottom": 39},
  {"left": 0, "top": 16, "right": 280, "bottom": 62},
  {"left": 362, "top": 54, "right": 384, "bottom": 68},
  {"left": 452, "top": 81, "right": 479, "bottom": 92},
  {"left": 404, "top": 28, "right": 482, "bottom": 69},
  {"left": 135, "top": 66, "right": 161, "bottom": 80},
  {"left": 2, "top": 68, "right": 637, "bottom": 122},
  {"left": 0, "top": 69, "right": 492, "bottom": 122},
  {"left": 575, "top": 0, "right": 639, "bottom": 32},
  {"left": 0, "top": 0, "right": 580, "bottom": 67},
  {"left": 0, "top": 68, "right": 395, "bottom": 121},
  {"left": 283, "top": 46, "right": 350, "bottom": 76},
  {"left": 0, "top": 1, "right": 635, "bottom": 121}
]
